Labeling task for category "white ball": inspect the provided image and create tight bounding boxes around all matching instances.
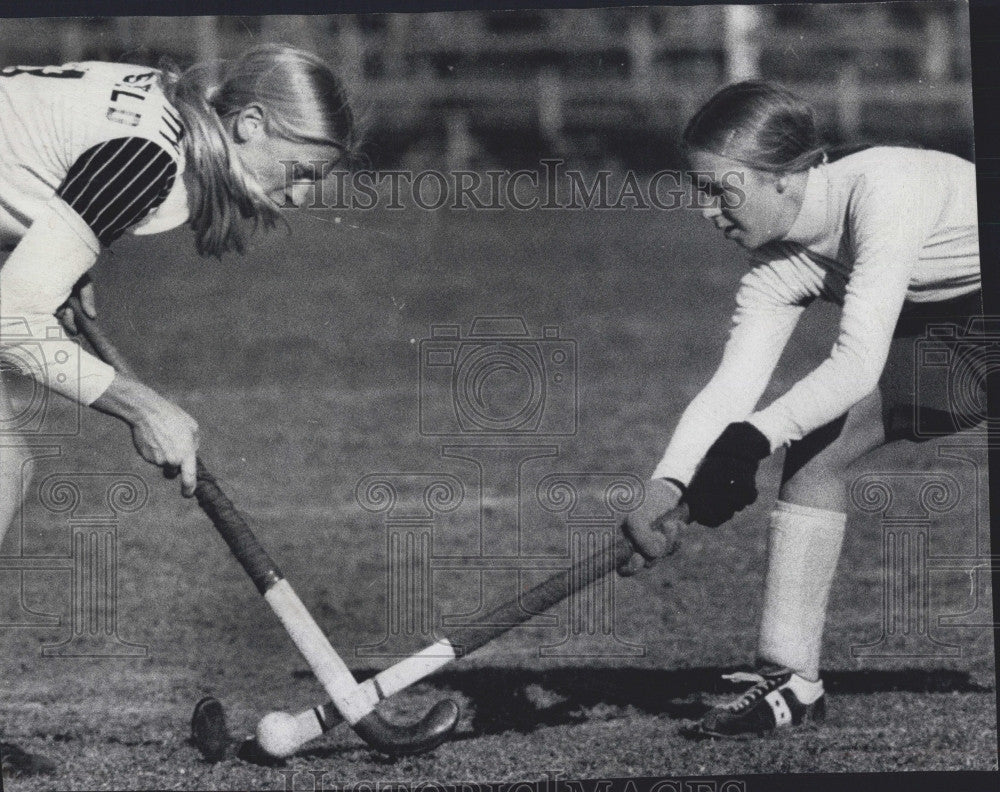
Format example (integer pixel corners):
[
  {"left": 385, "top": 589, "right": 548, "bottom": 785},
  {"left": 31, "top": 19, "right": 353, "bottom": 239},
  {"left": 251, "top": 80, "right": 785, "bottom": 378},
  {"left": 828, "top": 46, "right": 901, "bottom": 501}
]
[{"left": 256, "top": 711, "right": 301, "bottom": 758}]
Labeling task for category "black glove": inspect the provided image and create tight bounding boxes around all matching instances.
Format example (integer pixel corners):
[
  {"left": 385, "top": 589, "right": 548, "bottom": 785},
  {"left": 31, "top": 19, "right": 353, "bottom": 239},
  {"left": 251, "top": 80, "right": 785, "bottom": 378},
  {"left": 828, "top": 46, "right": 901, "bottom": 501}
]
[{"left": 684, "top": 422, "right": 771, "bottom": 527}]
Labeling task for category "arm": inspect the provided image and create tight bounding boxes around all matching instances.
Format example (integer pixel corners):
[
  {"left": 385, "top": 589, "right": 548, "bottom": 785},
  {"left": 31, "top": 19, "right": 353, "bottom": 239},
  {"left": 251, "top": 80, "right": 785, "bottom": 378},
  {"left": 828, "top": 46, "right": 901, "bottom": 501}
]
[
  {"left": 652, "top": 258, "right": 811, "bottom": 485},
  {"left": 0, "top": 138, "right": 196, "bottom": 494},
  {"left": 0, "top": 201, "right": 114, "bottom": 404},
  {"left": 748, "top": 169, "right": 923, "bottom": 451},
  {"left": 90, "top": 373, "right": 200, "bottom": 496},
  {"left": 0, "top": 208, "right": 199, "bottom": 494},
  {"left": 1, "top": 135, "right": 179, "bottom": 404}
]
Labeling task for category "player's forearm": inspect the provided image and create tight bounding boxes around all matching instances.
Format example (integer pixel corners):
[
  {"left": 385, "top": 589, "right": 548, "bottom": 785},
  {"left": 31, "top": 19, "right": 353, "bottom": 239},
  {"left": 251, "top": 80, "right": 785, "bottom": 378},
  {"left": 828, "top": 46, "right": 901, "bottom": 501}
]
[
  {"left": 653, "top": 302, "right": 804, "bottom": 483},
  {"left": 750, "top": 250, "right": 911, "bottom": 450},
  {"left": 0, "top": 312, "right": 117, "bottom": 404},
  {"left": 90, "top": 372, "right": 168, "bottom": 426},
  {"left": 748, "top": 315, "right": 900, "bottom": 450},
  {"left": 0, "top": 198, "right": 112, "bottom": 402},
  {"left": 652, "top": 387, "right": 752, "bottom": 484},
  {"left": 748, "top": 355, "right": 878, "bottom": 450}
]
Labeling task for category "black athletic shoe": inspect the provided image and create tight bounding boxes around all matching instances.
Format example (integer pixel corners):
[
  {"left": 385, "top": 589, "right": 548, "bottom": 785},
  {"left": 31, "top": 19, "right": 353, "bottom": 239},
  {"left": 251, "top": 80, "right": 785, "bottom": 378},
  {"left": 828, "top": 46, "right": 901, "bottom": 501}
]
[
  {"left": 684, "top": 665, "right": 826, "bottom": 739},
  {"left": 0, "top": 741, "right": 57, "bottom": 777},
  {"left": 191, "top": 696, "right": 233, "bottom": 762}
]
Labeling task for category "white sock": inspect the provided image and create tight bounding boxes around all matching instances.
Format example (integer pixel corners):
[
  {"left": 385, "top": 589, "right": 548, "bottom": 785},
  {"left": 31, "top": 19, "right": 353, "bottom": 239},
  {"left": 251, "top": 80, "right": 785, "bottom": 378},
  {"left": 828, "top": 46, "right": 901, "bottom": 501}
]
[
  {"left": 784, "top": 672, "right": 825, "bottom": 704},
  {"left": 757, "top": 500, "right": 847, "bottom": 681}
]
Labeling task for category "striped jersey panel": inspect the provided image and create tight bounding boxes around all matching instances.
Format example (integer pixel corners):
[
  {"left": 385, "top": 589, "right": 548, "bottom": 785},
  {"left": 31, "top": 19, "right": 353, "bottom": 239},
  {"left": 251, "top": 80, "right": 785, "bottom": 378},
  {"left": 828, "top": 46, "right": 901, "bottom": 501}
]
[{"left": 56, "top": 136, "right": 178, "bottom": 247}]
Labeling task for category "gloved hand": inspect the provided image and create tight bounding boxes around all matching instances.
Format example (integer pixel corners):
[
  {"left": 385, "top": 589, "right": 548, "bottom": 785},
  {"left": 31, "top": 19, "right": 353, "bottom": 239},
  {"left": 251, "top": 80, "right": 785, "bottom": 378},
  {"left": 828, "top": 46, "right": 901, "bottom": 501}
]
[
  {"left": 685, "top": 422, "right": 771, "bottom": 527},
  {"left": 618, "top": 477, "right": 685, "bottom": 577}
]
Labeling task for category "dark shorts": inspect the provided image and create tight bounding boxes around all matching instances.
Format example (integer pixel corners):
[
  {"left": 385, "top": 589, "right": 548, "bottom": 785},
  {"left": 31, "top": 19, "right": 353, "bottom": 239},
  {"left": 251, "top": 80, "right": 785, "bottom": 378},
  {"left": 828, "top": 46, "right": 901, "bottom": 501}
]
[{"left": 879, "top": 289, "right": 989, "bottom": 441}]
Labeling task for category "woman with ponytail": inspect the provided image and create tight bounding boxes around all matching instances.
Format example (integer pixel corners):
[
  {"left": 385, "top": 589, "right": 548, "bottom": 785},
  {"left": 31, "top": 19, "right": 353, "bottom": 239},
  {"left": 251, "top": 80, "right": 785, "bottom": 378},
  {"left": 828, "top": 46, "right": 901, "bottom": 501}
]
[
  {"left": 159, "top": 46, "right": 354, "bottom": 257},
  {"left": 0, "top": 45, "right": 353, "bottom": 776},
  {"left": 623, "top": 81, "right": 982, "bottom": 738}
]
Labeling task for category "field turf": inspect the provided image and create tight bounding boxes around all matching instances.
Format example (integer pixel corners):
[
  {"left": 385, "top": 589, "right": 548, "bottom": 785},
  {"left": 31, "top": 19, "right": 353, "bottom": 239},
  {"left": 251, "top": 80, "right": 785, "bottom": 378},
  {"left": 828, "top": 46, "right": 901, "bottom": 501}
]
[{"left": 1, "top": 202, "right": 996, "bottom": 789}]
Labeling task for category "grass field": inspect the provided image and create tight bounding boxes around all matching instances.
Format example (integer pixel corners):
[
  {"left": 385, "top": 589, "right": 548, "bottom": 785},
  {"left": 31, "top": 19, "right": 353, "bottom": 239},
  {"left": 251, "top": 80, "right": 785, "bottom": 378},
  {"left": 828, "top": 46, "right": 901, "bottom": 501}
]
[{"left": 1, "top": 201, "right": 996, "bottom": 790}]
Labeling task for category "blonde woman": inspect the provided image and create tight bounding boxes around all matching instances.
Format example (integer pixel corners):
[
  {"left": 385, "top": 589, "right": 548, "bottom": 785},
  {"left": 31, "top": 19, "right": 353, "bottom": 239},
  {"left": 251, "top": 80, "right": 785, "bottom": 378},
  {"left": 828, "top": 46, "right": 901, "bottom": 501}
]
[
  {"left": 0, "top": 45, "right": 354, "bottom": 776},
  {"left": 625, "top": 81, "right": 981, "bottom": 739}
]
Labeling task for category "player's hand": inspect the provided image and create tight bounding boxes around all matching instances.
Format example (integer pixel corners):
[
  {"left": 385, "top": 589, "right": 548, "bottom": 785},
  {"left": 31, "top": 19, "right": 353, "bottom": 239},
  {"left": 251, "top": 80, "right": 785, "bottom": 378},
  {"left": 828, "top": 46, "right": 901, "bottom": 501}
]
[
  {"left": 91, "top": 374, "right": 200, "bottom": 497},
  {"left": 130, "top": 397, "right": 200, "bottom": 497},
  {"left": 618, "top": 478, "right": 685, "bottom": 577},
  {"left": 685, "top": 422, "right": 770, "bottom": 527},
  {"left": 57, "top": 274, "right": 97, "bottom": 335}
]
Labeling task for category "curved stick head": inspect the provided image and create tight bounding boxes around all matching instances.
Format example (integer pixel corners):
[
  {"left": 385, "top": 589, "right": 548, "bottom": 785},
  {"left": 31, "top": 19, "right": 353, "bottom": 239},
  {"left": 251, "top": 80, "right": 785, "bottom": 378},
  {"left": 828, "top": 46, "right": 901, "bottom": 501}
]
[
  {"left": 191, "top": 697, "right": 234, "bottom": 763},
  {"left": 353, "top": 698, "right": 460, "bottom": 756}
]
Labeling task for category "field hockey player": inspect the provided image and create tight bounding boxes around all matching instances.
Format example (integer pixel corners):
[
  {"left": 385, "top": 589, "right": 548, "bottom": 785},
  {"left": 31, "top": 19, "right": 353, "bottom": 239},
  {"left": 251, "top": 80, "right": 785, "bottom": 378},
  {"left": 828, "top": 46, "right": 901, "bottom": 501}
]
[
  {"left": 0, "top": 44, "right": 354, "bottom": 776},
  {"left": 623, "top": 81, "right": 982, "bottom": 739}
]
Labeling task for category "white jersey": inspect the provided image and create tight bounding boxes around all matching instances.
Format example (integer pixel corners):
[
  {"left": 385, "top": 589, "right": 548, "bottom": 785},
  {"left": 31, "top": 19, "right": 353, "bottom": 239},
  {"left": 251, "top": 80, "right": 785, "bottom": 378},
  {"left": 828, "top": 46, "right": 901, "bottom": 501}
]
[
  {"left": 0, "top": 61, "right": 190, "bottom": 404},
  {"left": 653, "top": 147, "right": 981, "bottom": 485},
  {"left": 0, "top": 61, "right": 189, "bottom": 248}
]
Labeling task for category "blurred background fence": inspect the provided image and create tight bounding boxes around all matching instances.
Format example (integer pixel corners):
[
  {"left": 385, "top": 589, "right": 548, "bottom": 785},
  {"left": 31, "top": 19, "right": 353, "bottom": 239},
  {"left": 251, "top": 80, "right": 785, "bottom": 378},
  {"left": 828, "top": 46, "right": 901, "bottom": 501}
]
[{"left": 0, "top": 2, "right": 974, "bottom": 169}]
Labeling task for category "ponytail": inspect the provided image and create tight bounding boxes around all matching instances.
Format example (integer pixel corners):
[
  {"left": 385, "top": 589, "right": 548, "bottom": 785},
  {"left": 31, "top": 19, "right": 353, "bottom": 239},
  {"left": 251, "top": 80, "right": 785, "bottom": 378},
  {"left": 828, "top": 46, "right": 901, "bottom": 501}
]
[
  {"left": 159, "top": 45, "right": 355, "bottom": 259},
  {"left": 158, "top": 61, "right": 281, "bottom": 258}
]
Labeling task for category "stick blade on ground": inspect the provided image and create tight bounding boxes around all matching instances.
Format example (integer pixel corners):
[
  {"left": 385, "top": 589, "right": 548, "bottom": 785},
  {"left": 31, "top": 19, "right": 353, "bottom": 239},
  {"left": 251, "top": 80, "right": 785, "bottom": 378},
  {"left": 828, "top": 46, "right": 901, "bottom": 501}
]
[{"left": 191, "top": 696, "right": 234, "bottom": 763}]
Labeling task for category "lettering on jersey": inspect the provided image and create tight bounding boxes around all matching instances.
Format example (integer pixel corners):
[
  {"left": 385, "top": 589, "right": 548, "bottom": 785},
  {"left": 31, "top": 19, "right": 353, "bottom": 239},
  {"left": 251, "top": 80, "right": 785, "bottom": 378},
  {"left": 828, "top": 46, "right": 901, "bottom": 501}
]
[
  {"left": 111, "top": 72, "right": 155, "bottom": 102},
  {"left": 106, "top": 72, "right": 153, "bottom": 128},
  {"left": 107, "top": 108, "right": 141, "bottom": 127},
  {"left": 122, "top": 71, "right": 157, "bottom": 84}
]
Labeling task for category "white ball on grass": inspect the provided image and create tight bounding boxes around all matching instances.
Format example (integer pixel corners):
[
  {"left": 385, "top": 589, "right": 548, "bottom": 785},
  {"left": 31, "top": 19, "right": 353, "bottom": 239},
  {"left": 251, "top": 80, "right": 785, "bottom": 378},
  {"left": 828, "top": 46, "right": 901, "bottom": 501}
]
[{"left": 256, "top": 711, "right": 301, "bottom": 758}]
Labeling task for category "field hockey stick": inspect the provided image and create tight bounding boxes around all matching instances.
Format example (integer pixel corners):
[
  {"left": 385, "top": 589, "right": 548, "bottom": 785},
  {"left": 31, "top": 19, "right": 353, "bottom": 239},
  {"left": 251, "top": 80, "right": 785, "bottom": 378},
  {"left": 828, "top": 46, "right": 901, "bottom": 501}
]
[
  {"left": 254, "top": 502, "right": 690, "bottom": 757},
  {"left": 66, "top": 297, "right": 460, "bottom": 756}
]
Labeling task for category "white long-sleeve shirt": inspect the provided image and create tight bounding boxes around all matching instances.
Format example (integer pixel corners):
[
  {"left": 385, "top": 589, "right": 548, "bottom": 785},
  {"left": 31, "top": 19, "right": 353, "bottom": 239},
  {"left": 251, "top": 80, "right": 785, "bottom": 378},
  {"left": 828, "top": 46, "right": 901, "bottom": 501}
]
[
  {"left": 653, "top": 146, "right": 980, "bottom": 485},
  {"left": 0, "top": 61, "right": 189, "bottom": 405}
]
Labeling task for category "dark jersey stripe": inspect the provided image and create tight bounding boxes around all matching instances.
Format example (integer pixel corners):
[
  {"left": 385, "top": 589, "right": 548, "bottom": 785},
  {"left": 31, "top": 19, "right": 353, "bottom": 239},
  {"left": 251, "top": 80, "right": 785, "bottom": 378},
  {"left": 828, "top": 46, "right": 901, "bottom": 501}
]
[{"left": 56, "top": 137, "right": 178, "bottom": 247}]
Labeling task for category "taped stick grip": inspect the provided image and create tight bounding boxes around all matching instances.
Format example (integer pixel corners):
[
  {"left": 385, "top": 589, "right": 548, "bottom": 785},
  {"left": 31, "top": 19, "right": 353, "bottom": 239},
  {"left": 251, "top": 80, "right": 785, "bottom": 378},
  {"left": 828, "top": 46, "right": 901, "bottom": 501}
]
[
  {"left": 67, "top": 302, "right": 457, "bottom": 755},
  {"left": 194, "top": 462, "right": 283, "bottom": 593},
  {"left": 448, "top": 503, "right": 688, "bottom": 654},
  {"left": 67, "top": 296, "right": 283, "bottom": 594}
]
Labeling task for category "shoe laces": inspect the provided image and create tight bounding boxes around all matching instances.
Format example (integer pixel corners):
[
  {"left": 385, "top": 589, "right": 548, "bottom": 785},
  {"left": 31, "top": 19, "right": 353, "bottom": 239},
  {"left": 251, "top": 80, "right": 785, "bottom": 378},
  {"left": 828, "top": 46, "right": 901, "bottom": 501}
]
[{"left": 719, "top": 671, "right": 782, "bottom": 713}]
